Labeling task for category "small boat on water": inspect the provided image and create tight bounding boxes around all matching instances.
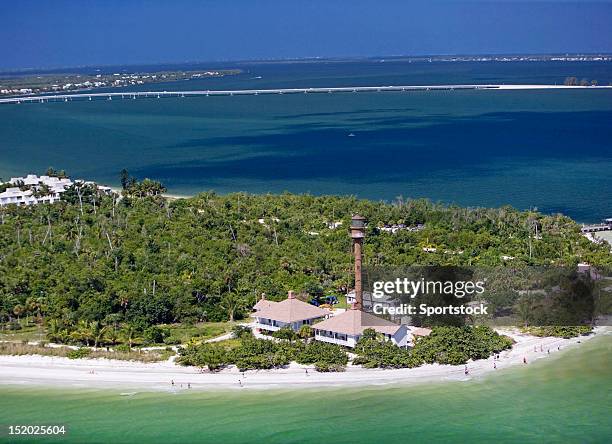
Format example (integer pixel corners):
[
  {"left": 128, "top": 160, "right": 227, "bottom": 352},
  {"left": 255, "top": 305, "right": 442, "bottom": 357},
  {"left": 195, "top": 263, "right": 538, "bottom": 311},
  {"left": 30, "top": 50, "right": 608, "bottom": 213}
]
[{"left": 348, "top": 133, "right": 355, "bottom": 137}]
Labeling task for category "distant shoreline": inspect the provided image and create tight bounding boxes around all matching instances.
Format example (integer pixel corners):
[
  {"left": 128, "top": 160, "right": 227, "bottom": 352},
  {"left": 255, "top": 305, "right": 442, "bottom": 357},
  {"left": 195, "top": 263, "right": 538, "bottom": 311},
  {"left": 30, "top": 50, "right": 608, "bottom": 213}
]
[
  {"left": 3, "top": 53, "right": 612, "bottom": 75},
  {"left": 0, "top": 328, "right": 605, "bottom": 391}
]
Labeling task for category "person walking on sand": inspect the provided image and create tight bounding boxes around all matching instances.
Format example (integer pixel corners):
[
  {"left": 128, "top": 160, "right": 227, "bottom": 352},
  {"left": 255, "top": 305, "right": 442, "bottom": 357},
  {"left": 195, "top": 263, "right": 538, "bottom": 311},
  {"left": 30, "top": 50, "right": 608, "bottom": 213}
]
[
  {"left": 305, "top": 368, "right": 309, "bottom": 376},
  {"left": 523, "top": 357, "right": 527, "bottom": 364},
  {"left": 464, "top": 365, "right": 469, "bottom": 375},
  {"left": 188, "top": 383, "right": 191, "bottom": 389},
  {"left": 171, "top": 379, "right": 175, "bottom": 386},
  {"left": 547, "top": 349, "right": 550, "bottom": 354},
  {"left": 238, "top": 379, "right": 242, "bottom": 387},
  {"left": 494, "top": 362, "right": 497, "bottom": 369}
]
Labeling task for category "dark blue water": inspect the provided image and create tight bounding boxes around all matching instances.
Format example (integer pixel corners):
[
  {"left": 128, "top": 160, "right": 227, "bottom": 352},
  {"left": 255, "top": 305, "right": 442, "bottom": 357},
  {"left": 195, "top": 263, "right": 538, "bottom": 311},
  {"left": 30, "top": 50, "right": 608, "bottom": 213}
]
[{"left": 1, "top": 60, "right": 611, "bottom": 221}]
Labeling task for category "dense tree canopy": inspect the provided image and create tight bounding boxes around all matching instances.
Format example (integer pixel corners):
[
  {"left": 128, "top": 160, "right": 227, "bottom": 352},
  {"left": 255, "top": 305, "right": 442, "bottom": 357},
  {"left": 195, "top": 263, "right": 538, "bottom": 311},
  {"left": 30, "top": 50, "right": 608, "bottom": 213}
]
[{"left": 0, "top": 188, "right": 610, "bottom": 336}]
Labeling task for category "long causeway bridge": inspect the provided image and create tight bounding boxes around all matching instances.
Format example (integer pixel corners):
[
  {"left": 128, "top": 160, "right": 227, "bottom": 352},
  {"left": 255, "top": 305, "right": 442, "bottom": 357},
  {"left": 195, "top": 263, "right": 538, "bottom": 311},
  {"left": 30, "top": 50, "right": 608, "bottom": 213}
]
[{"left": 1, "top": 84, "right": 609, "bottom": 105}]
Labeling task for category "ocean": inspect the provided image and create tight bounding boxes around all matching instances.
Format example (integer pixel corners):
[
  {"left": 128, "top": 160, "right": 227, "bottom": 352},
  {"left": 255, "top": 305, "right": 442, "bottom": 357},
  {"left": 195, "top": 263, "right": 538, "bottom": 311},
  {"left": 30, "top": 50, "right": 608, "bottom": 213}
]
[
  {"left": 1, "top": 332, "right": 610, "bottom": 444},
  {"left": 1, "top": 59, "right": 611, "bottom": 221}
]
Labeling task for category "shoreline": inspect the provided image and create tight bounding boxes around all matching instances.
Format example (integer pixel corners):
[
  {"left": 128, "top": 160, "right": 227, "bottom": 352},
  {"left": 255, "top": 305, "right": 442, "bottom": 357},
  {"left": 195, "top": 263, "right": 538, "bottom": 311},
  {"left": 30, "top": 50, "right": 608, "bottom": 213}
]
[
  {"left": 0, "top": 327, "right": 605, "bottom": 392},
  {"left": 111, "top": 188, "right": 609, "bottom": 226},
  {"left": 108, "top": 186, "right": 191, "bottom": 200}
]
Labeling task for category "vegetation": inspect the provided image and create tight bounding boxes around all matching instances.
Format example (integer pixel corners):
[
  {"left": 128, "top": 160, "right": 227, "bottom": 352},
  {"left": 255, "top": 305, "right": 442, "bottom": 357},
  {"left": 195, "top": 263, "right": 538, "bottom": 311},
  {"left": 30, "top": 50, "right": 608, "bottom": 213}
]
[
  {"left": 0, "top": 171, "right": 610, "bottom": 350},
  {"left": 67, "top": 347, "right": 91, "bottom": 359},
  {"left": 353, "top": 329, "right": 418, "bottom": 368},
  {"left": 179, "top": 325, "right": 512, "bottom": 371},
  {"left": 120, "top": 170, "right": 167, "bottom": 198},
  {"left": 354, "top": 326, "right": 513, "bottom": 368},
  {"left": 411, "top": 326, "right": 513, "bottom": 365},
  {"left": 231, "top": 324, "right": 254, "bottom": 339},
  {"left": 293, "top": 340, "right": 348, "bottom": 368},
  {"left": 177, "top": 334, "right": 348, "bottom": 372},
  {"left": 0, "top": 69, "right": 242, "bottom": 96},
  {"left": 564, "top": 76, "right": 598, "bottom": 86},
  {"left": 272, "top": 326, "right": 299, "bottom": 342},
  {"left": 520, "top": 326, "right": 593, "bottom": 338},
  {"left": 0, "top": 342, "right": 172, "bottom": 362}
]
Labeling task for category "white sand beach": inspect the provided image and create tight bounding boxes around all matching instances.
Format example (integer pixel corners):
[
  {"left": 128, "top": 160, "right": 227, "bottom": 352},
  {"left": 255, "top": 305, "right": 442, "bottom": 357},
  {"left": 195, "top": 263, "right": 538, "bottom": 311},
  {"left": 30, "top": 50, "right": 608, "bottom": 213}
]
[{"left": 0, "top": 328, "right": 605, "bottom": 391}]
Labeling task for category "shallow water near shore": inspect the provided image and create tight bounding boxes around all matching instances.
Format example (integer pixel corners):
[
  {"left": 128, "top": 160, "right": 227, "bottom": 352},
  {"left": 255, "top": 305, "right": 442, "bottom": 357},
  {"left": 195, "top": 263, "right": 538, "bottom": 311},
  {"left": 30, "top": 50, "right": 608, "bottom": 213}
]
[{"left": 1, "top": 333, "right": 610, "bottom": 443}]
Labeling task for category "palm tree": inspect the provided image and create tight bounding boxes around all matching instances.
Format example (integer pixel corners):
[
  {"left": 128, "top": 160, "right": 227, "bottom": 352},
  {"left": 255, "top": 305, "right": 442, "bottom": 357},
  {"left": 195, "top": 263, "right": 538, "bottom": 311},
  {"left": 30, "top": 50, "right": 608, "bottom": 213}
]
[
  {"left": 121, "top": 324, "right": 139, "bottom": 348},
  {"left": 13, "top": 304, "right": 24, "bottom": 323},
  {"left": 298, "top": 325, "right": 313, "bottom": 341},
  {"left": 71, "top": 320, "right": 93, "bottom": 346},
  {"left": 89, "top": 321, "right": 108, "bottom": 348},
  {"left": 515, "top": 296, "right": 534, "bottom": 327},
  {"left": 220, "top": 292, "right": 245, "bottom": 322},
  {"left": 105, "top": 325, "right": 119, "bottom": 346},
  {"left": 47, "top": 318, "right": 63, "bottom": 343}
]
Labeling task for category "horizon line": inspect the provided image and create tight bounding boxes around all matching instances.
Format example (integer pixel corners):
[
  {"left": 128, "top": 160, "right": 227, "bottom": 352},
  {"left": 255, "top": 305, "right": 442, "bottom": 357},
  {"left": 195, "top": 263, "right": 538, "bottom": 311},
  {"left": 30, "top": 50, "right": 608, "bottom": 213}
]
[{"left": 2, "top": 51, "right": 612, "bottom": 75}]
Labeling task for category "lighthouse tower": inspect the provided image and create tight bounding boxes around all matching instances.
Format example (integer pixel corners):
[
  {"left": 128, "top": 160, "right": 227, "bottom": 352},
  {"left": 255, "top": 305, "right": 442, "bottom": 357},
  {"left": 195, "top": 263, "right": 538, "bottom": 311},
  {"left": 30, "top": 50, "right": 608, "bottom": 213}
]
[{"left": 350, "top": 214, "right": 366, "bottom": 310}]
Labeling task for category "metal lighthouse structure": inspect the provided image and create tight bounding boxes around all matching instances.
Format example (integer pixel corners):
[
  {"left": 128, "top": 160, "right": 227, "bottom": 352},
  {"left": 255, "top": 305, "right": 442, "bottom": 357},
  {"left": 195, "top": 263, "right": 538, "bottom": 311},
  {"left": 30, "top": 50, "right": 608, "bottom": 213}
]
[{"left": 350, "top": 214, "right": 366, "bottom": 310}]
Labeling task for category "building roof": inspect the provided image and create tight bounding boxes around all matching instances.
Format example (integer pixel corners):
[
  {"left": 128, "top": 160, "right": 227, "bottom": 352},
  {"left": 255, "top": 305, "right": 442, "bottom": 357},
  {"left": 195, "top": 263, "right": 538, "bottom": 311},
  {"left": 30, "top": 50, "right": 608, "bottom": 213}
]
[
  {"left": 313, "top": 309, "right": 402, "bottom": 336},
  {"left": 409, "top": 327, "right": 432, "bottom": 337},
  {"left": 253, "top": 298, "right": 278, "bottom": 311},
  {"left": 0, "top": 187, "right": 32, "bottom": 199},
  {"left": 253, "top": 292, "right": 330, "bottom": 323}
]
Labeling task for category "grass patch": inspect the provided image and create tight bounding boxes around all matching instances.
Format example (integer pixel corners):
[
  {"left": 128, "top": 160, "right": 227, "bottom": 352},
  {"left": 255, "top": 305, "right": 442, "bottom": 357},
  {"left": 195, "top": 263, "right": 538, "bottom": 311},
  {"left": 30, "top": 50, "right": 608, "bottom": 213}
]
[
  {"left": 162, "top": 321, "right": 239, "bottom": 344},
  {"left": 0, "top": 323, "right": 46, "bottom": 342},
  {"left": 0, "top": 343, "right": 171, "bottom": 363},
  {"left": 520, "top": 326, "right": 593, "bottom": 338}
]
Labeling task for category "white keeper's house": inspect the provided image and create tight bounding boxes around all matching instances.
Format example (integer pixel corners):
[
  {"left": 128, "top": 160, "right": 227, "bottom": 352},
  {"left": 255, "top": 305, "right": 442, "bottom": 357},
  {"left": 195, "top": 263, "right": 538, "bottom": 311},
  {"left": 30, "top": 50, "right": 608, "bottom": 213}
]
[
  {"left": 312, "top": 307, "right": 412, "bottom": 348},
  {"left": 252, "top": 291, "right": 331, "bottom": 333}
]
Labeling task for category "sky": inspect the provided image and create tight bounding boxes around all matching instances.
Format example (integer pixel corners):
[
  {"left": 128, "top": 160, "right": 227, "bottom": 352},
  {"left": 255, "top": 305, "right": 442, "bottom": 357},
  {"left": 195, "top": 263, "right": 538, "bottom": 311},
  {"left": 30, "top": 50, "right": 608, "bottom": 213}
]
[{"left": 2, "top": 0, "right": 612, "bottom": 70}]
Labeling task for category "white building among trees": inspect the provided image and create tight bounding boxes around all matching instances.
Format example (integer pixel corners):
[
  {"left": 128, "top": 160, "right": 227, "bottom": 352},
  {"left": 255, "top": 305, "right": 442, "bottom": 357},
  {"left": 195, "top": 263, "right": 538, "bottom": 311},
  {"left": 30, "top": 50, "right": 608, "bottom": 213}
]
[
  {"left": 0, "top": 174, "right": 113, "bottom": 207},
  {"left": 252, "top": 291, "right": 331, "bottom": 333},
  {"left": 312, "top": 308, "right": 410, "bottom": 348},
  {"left": 0, "top": 175, "right": 73, "bottom": 206}
]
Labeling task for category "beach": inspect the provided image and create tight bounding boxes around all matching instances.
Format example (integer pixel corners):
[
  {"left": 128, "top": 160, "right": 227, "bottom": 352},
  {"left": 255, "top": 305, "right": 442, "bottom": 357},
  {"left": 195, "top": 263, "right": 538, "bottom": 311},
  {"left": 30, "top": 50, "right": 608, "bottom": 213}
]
[{"left": 0, "top": 328, "right": 603, "bottom": 391}]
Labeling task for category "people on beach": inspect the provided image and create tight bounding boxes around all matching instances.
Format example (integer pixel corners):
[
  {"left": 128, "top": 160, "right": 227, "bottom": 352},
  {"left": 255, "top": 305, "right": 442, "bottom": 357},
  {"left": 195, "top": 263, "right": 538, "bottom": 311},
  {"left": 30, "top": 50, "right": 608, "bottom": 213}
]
[
  {"left": 523, "top": 357, "right": 527, "bottom": 364},
  {"left": 547, "top": 349, "right": 550, "bottom": 354},
  {"left": 464, "top": 365, "right": 469, "bottom": 375},
  {"left": 171, "top": 379, "right": 175, "bottom": 386},
  {"left": 493, "top": 362, "right": 497, "bottom": 369},
  {"left": 188, "top": 383, "right": 191, "bottom": 389}
]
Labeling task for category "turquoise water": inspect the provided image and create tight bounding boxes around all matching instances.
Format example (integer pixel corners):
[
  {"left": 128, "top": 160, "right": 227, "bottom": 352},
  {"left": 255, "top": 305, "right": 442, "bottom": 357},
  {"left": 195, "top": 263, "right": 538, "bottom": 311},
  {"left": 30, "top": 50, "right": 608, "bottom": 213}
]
[
  {"left": 1, "top": 60, "right": 611, "bottom": 221},
  {"left": 1, "top": 334, "right": 610, "bottom": 443}
]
